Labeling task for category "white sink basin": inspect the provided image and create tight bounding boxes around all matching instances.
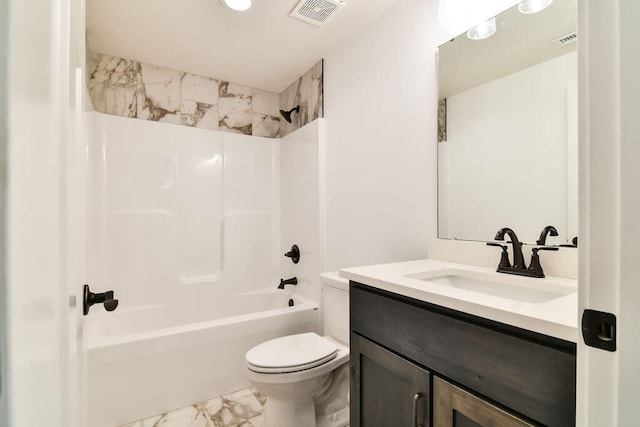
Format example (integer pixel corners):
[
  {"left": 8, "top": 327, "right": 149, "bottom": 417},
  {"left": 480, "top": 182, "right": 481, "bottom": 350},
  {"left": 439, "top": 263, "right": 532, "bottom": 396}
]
[{"left": 406, "top": 269, "right": 576, "bottom": 303}]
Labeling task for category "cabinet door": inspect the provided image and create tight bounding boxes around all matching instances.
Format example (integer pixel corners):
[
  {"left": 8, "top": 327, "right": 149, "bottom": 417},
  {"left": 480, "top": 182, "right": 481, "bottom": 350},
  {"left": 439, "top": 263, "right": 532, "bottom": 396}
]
[
  {"left": 433, "top": 376, "right": 535, "bottom": 427},
  {"left": 351, "top": 333, "right": 430, "bottom": 427}
]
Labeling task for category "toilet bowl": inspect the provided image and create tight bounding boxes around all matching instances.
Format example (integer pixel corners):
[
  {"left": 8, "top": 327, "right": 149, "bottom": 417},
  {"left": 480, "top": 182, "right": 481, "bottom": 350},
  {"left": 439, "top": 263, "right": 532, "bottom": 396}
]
[{"left": 245, "top": 272, "right": 350, "bottom": 427}]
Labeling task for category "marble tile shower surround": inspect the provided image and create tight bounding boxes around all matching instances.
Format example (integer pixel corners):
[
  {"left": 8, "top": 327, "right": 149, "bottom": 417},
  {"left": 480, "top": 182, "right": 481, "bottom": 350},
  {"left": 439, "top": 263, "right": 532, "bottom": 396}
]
[
  {"left": 87, "top": 51, "right": 323, "bottom": 138},
  {"left": 87, "top": 51, "right": 282, "bottom": 138},
  {"left": 279, "top": 60, "right": 324, "bottom": 137},
  {"left": 120, "top": 387, "right": 266, "bottom": 427}
]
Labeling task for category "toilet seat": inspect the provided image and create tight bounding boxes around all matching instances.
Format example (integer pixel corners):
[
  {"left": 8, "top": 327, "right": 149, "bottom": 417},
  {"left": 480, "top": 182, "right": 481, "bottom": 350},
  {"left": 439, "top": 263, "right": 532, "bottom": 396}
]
[{"left": 246, "top": 332, "right": 338, "bottom": 374}]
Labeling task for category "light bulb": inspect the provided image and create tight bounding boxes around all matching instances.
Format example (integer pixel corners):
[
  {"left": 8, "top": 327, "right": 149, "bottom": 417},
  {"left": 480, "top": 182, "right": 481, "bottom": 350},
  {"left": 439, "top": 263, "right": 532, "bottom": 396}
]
[
  {"left": 518, "top": 0, "right": 553, "bottom": 14},
  {"left": 222, "top": 0, "right": 252, "bottom": 12},
  {"left": 466, "top": 17, "right": 497, "bottom": 41}
]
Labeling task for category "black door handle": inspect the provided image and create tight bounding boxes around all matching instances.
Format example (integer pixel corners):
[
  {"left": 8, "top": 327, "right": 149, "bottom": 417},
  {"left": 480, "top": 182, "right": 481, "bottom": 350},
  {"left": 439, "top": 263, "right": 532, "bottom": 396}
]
[{"left": 83, "top": 284, "right": 119, "bottom": 315}]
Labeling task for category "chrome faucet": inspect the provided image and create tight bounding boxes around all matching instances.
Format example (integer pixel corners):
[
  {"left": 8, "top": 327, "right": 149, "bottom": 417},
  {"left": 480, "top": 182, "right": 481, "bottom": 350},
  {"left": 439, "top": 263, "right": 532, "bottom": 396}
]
[
  {"left": 494, "top": 227, "right": 526, "bottom": 270},
  {"left": 278, "top": 277, "right": 298, "bottom": 289}
]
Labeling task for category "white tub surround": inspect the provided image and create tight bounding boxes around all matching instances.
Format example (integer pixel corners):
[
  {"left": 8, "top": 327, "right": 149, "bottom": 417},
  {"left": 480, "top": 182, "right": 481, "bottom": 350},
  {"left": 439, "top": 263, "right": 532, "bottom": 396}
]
[
  {"left": 340, "top": 259, "right": 578, "bottom": 343},
  {"left": 280, "top": 120, "right": 325, "bottom": 305}
]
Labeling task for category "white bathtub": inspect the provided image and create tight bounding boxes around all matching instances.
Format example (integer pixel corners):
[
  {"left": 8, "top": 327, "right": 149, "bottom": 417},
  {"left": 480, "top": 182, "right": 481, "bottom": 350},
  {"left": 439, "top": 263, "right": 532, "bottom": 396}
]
[{"left": 86, "top": 289, "right": 319, "bottom": 427}]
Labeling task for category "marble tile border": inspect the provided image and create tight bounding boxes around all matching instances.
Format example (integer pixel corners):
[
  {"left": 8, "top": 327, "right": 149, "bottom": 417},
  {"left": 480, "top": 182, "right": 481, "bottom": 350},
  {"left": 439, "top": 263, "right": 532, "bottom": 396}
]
[
  {"left": 87, "top": 51, "right": 282, "bottom": 138},
  {"left": 119, "top": 387, "right": 266, "bottom": 427},
  {"left": 279, "top": 60, "right": 324, "bottom": 138},
  {"left": 87, "top": 52, "right": 325, "bottom": 139},
  {"left": 438, "top": 98, "right": 447, "bottom": 143}
]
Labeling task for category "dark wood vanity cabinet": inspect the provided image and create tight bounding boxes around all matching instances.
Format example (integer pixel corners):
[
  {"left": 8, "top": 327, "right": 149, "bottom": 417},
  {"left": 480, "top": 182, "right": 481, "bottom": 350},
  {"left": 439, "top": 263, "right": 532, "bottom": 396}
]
[
  {"left": 351, "top": 333, "right": 430, "bottom": 427},
  {"left": 350, "top": 283, "right": 577, "bottom": 427},
  {"left": 433, "top": 376, "right": 534, "bottom": 427}
]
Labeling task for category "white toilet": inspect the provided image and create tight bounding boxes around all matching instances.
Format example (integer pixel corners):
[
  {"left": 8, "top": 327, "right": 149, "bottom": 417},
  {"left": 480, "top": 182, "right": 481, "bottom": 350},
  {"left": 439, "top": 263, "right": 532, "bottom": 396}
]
[{"left": 245, "top": 272, "right": 350, "bottom": 427}]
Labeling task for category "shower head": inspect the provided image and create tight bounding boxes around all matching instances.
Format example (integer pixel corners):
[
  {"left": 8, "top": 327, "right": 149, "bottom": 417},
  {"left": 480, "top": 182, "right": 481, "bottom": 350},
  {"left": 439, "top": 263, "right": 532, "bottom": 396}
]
[{"left": 279, "top": 105, "right": 300, "bottom": 123}]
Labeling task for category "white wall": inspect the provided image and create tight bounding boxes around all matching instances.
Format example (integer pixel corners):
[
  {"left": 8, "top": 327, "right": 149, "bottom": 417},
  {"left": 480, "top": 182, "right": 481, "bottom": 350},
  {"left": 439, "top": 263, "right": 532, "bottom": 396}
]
[
  {"left": 322, "top": 0, "right": 440, "bottom": 271},
  {"left": 321, "top": 0, "right": 527, "bottom": 271},
  {"left": 442, "top": 51, "right": 577, "bottom": 244}
]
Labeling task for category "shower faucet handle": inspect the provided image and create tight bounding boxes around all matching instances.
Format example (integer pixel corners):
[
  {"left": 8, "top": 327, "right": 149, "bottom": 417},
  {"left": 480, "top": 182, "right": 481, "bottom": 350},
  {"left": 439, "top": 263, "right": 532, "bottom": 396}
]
[
  {"left": 83, "top": 284, "right": 119, "bottom": 315},
  {"left": 284, "top": 245, "right": 300, "bottom": 264}
]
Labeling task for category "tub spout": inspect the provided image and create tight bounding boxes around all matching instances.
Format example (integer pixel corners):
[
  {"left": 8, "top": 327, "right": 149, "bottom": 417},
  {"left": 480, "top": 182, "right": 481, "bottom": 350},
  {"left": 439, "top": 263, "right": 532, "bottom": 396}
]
[{"left": 278, "top": 277, "right": 298, "bottom": 289}]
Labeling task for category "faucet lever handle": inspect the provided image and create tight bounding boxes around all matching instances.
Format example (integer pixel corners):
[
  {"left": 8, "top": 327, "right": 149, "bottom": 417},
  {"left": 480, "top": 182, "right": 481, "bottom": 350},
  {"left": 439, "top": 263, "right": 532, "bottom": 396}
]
[
  {"left": 486, "top": 242, "right": 511, "bottom": 269},
  {"left": 533, "top": 246, "right": 559, "bottom": 253},
  {"left": 528, "top": 246, "right": 559, "bottom": 277},
  {"left": 486, "top": 242, "right": 507, "bottom": 250}
]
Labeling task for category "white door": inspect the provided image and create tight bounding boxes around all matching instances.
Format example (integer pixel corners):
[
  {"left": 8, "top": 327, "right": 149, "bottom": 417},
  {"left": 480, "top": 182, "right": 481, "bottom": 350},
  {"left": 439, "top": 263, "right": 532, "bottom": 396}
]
[
  {"left": 2, "top": 0, "right": 87, "bottom": 425},
  {"left": 578, "top": 0, "right": 640, "bottom": 425}
]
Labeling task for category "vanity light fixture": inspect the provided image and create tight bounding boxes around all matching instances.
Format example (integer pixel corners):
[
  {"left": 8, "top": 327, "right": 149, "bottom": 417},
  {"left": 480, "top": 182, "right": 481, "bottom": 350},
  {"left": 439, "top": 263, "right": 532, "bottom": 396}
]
[
  {"left": 518, "top": 0, "right": 553, "bottom": 14},
  {"left": 466, "top": 17, "right": 496, "bottom": 41},
  {"left": 221, "top": 0, "right": 252, "bottom": 11}
]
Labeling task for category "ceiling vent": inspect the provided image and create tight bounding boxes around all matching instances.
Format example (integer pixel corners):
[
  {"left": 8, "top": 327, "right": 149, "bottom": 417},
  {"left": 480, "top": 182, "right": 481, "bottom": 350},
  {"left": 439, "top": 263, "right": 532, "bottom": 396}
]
[
  {"left": 552, "top": 31, "right": 578, "bottom": 46},
  {"left": 290, "top": 0, "right": 346, "bottom": 27}
]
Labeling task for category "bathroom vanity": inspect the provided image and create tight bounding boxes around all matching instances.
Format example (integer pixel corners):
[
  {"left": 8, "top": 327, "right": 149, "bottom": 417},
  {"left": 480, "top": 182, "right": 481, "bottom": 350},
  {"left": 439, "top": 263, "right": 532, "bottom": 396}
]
[
  {"left": 341, "top": 259, "right": 578, "bottom": 427},
  {"left": 344, "top": 0, "right": 580, "bottom": 422}
]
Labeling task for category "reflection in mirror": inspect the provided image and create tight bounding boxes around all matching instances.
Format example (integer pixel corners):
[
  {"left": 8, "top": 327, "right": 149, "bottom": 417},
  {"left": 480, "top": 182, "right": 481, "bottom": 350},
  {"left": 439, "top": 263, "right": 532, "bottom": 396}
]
[{"left": 437, "top": 0, "right": 577, "bottom": 245}]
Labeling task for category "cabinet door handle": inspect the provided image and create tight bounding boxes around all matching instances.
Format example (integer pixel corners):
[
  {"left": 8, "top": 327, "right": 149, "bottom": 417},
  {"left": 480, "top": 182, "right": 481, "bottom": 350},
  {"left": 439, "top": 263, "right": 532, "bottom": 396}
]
[{"left": 413, "top": 392, "right": 423, "bottom": 427}]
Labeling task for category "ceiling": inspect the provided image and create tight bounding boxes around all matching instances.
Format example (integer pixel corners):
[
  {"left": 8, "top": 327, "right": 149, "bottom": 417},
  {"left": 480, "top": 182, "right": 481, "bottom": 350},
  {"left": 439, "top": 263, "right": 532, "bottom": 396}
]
[{"left": 86, "top": 0, "right": 400, "bottom": 93}]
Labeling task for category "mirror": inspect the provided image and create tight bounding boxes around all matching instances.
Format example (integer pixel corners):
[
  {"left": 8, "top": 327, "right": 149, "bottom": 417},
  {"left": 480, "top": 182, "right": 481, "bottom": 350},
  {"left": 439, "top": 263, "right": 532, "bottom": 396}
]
[{"left": 437, "top": 0, "right": 578, "bottom": 245}]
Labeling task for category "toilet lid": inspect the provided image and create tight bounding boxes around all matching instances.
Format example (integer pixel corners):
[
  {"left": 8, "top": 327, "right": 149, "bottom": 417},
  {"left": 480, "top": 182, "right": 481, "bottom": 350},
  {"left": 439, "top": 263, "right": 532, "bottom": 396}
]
[{"left": 246, "top": 332, "right": 338, "bottom": 374}]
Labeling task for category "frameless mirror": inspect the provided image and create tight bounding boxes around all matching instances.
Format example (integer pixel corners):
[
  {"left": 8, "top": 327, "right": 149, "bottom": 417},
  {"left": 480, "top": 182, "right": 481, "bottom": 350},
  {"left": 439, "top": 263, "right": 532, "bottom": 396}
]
[{"left": 437, "top": 0, "right": 578, "bottom": 245}]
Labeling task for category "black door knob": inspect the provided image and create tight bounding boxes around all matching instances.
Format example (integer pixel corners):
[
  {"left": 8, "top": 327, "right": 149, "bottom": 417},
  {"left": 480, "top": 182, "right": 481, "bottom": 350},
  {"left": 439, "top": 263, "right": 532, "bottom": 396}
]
[
  {"left": 83, "top": 284, "right": 119, "bottom": 315},
  {"left": 103, "top": 299, "right": 119, "bottom": 312}
]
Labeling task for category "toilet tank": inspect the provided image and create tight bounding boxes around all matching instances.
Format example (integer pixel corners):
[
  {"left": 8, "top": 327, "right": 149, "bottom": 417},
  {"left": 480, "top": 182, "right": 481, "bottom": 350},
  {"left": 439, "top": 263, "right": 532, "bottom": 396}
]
[{"left": 320, "top": 271, "right": 350, "bottom": 345}]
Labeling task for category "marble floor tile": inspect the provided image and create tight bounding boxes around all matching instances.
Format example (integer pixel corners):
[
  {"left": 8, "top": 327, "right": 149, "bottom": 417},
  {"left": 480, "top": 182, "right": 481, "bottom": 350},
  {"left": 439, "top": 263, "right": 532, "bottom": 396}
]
[
  {"left": 154, "top": 405, "right": 212, "bottom": 427},
  {"left": 120, "top": 414, "right": 163, "bottom": 427},
  {"left": 118, "top": 387, "right": 266, "bottom": 427},
  {"left": 244, "top": 413, "right": 264, "bottom": 427}
]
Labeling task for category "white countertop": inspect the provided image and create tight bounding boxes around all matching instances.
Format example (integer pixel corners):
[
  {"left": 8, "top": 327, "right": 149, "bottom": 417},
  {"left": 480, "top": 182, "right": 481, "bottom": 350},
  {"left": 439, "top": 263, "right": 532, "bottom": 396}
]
[{"left": 340, "top": 259, "right": 578, "bottom": 343}]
